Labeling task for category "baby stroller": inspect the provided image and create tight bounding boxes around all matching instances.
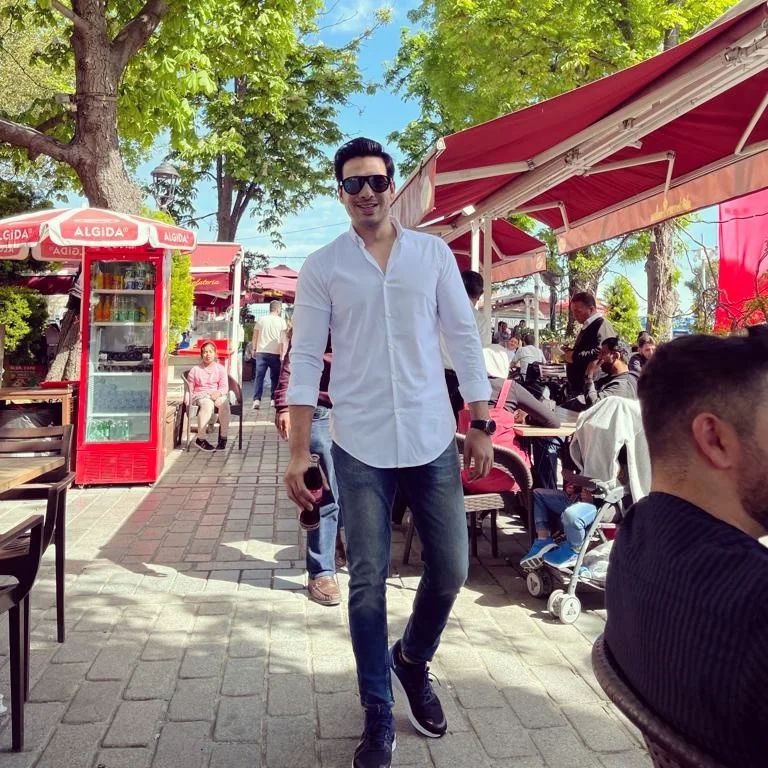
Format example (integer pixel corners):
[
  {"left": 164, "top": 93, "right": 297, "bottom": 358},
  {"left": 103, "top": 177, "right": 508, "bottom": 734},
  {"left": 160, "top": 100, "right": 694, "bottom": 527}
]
[{"left": 524, "top": 397, "right": 650, "bottom": 624}]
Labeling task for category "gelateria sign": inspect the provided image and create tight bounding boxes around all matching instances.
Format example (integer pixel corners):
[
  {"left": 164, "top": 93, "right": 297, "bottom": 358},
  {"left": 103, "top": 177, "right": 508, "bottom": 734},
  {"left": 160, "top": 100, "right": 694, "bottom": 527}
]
[{"left": 192, "top": 272, "right": 230, "bottom": 295}]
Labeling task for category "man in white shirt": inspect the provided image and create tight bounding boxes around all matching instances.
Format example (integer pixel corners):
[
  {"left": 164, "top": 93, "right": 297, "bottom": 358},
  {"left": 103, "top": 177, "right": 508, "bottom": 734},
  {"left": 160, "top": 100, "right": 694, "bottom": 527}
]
[
  {"left": 252, "top": 300, "right": 287, "bottom": 408},
  {"left": 515, "top": 333, "right": 546, "bottom": 377},
  {"left": 285, "top": 138, "right": 493, "bottom": 768}
]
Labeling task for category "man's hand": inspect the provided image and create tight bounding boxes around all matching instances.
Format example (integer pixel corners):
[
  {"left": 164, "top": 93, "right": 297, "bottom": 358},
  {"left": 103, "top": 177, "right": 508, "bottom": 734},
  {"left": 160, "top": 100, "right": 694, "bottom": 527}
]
[
  {"left": 275, "top": 411, "right": 290, "bottom": 440},
  {"left": 584, "top": 359, "right": 601, "bottom": 380},
  {"left": 284, "top": 454, "right": 316, "bottom": 512},
  {"left": 463, "top": 429, "right": 493, "bottom": 480}
]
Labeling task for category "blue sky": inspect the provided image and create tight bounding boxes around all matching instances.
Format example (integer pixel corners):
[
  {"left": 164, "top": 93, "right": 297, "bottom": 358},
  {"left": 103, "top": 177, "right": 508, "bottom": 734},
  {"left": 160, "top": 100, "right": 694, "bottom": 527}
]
[
  {"left": 186, "top": 0, "right": 422, "bottom": 267},
  {"left": 142, "top": 0, "right": 717, "bottom": 314}
]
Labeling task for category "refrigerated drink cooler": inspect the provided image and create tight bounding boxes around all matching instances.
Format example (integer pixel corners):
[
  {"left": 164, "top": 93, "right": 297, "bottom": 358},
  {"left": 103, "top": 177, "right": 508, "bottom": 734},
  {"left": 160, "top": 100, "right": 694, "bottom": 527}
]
[{"left": 76, "top": 248, "right": 171, "bottom": 485}]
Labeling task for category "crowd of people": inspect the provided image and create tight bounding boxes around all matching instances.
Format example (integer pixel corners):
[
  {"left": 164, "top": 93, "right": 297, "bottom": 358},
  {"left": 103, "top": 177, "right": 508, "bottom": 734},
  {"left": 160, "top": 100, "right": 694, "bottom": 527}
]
[{"left": 217, "top": 135, "right": 765, "bottom": 768}]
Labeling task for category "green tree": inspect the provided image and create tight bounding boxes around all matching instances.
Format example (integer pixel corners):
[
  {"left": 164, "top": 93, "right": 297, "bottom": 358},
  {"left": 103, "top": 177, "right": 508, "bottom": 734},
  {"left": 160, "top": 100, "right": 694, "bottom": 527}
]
[
  {"left": 0, "top": 285, "right": 47, "bottom": 360},
  {"left": 0, "top": 1, "right": 317, "bottom": 214},
  {"left": 603, "top": 275, "right": 641, "bottom": 343},
  {"left": 387, "top": 0, "right": 730, "bottom": 338},
  {"left": 0, "top": 177, "right": 53, "bottom": 278}
]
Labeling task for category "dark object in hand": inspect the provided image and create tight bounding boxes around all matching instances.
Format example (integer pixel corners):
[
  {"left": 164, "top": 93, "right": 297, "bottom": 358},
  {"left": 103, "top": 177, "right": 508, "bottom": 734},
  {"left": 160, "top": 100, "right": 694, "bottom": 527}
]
[{"left": 300, "top": 455, "right": 323, "bottom": 531}]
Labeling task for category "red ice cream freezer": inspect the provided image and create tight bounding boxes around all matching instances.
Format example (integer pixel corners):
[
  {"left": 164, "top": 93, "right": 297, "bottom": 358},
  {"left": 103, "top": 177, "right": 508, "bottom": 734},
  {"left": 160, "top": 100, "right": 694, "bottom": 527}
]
[{"left": 76, "top": 247, "right": 172, "bottom": 484}]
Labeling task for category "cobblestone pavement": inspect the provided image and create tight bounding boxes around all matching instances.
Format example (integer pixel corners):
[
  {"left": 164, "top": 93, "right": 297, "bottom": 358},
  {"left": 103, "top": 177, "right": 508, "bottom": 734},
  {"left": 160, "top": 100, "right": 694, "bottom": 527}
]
[{"left": 0, "top": 401, "right": 651, "bottom": 767}]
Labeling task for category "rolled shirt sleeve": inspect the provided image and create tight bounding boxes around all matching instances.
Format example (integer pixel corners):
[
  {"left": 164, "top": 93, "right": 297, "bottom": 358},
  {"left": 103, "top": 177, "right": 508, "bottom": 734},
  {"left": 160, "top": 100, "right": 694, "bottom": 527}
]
[
  {"left": 287, "top": 255, "right": 331, "bottom": 407},
  {"left": 435, "top": 242, "right": 491, "bottom": 404}
]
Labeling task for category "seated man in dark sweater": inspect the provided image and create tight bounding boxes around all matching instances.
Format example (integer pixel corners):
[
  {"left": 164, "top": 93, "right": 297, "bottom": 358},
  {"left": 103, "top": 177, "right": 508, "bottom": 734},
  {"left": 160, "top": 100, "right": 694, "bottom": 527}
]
[
  {"left": 604, "top": 334, "right": 768, "bottom": 768},
  {"left": 562, "top": 337, "right": 638, "bottom": 412}
]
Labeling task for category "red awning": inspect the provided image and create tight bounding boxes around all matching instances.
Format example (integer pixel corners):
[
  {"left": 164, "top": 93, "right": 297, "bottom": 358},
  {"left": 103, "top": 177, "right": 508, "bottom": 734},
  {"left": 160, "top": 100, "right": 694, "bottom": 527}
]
[
  {"left": 10, "top": 274, "right": 77, "bottom": 294},
  {"left": 445, "top": 219, "right": 546, "bottom": 280},
  {"left": 249, "top": 265, "right": 298, "bottom": 303},
  {"left": 189, "top": 242, "right": 241, "bottom": 270},
  {"left": 393, "top": 0, "right": 768, "bottom": 252}
]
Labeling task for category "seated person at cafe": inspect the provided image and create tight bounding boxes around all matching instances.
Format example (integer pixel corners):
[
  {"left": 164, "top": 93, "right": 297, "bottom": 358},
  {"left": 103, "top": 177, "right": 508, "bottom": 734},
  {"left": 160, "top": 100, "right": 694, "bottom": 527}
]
[
  {"left": 443, "top": 269, "right": 492, "bottom": 422},
  {"left": 628, "top": 332, "right": 655, "bottom": 373},
  {"left": 605, "top": 334, "right": 768, "bottom": 768},
  {"left": 562, "top": 337, "right": 638, "bottom": 412},
  {"left": 521, "top": 482, "right": 597, "bottom": 570},
  {"left": 492, "top": 320, "right": 512, "bottom": 344},
  {"left": 187, "top": 340, "right": 230, "bottom": 451},
  {"left": 514, "top": 333, "right": 546, "bottom": 378}
]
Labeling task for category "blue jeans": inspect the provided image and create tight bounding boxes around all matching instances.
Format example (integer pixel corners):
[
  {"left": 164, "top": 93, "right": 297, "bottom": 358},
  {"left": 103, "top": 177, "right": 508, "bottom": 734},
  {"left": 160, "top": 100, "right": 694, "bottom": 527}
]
[
  {"left": 307, "top": 407, "right": 342, "bottom": 579},
  {"left": 254, "top": 352, "right": 281, "bottom": 401},
  {"left": 331, "top": 440, "right": 468, "bottom": 709},
  {"left": 533, "top": 488, "right": 596, "bottom": 550}
]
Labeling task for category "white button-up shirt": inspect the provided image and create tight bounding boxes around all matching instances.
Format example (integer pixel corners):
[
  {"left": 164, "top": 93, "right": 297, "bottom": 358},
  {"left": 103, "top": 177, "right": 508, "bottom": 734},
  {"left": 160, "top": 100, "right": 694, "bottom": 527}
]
[{"left": 287, "top": 219, "right": 491, "bottom": 468}]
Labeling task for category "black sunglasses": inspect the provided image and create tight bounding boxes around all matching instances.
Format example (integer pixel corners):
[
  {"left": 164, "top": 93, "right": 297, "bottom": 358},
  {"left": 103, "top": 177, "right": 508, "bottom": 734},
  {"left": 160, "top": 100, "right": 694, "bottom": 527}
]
[{"left": 340, "top": 174, "right": 391, "bottom": 194}]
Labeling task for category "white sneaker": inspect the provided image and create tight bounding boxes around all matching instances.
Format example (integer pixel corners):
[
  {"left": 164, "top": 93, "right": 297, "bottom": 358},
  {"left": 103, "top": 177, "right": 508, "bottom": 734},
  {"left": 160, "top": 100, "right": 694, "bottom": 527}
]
[
  {"left": 270, "top": 399, "right": 275, "bottom": 407},
  {"left": 252, "top": 399, "right": 260, "bottom": 410}
]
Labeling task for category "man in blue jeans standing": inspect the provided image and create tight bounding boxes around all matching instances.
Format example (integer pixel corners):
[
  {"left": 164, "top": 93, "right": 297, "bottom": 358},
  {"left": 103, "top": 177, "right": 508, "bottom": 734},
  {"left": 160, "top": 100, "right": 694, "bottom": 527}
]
[
  {"left": 285, "top": 138, "right": 494, "bottom": 768},
  {"left": 274, "top": 337, "right": 344, "bottom": 605},
  {"left": 252, "top": 300, "right": 287, "bottom": 409}
]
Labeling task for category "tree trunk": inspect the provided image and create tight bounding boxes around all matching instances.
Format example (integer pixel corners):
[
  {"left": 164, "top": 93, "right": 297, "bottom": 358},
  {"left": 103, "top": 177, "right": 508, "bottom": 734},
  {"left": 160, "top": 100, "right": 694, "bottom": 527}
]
[
  {"left": 645, "top": 221, "right": 679, "bottom": 340},
  {"left": 566, "top": 248, "right": 600, "bottom": 335}
]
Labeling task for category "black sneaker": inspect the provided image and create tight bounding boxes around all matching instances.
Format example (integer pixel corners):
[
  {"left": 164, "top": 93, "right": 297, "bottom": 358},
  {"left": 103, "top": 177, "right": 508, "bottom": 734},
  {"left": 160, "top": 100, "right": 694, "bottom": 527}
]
[
  {"left": 390, "top": 640, "right": 447, "bottom": 738},
  {"left": 353, "top": 705, "right": 395, "bottom": 768},
  {"left": 216, "top": 437, "right": 228, "bottom": 450},
  {"left": 195, "top": 438, "right": 215, "bottom": 451}
]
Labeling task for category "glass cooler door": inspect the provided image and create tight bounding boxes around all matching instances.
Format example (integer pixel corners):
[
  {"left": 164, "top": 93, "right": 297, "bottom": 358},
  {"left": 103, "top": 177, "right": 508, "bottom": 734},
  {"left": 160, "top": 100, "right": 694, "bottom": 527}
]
[{"left": 86, "top": 259, "right": 157, "bottom": 443}]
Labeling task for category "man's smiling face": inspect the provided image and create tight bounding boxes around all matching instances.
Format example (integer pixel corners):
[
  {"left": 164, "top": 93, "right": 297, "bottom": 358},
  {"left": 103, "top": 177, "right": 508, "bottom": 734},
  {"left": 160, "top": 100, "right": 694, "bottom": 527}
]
[{"left": 338, "top": 156, "right": 395, "bottom": 231}]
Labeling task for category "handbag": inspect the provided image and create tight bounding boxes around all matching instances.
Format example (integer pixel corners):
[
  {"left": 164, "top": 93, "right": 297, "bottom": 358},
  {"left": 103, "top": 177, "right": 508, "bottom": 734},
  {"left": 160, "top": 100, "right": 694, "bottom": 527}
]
[{"left": 457, "top": 379, "right": 531, "bottom": 459}]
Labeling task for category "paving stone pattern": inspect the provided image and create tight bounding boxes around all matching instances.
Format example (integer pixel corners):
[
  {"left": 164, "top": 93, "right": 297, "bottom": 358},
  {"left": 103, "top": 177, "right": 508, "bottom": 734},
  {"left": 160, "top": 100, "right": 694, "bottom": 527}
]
[{"left": 0, "top": 396, "right": 651, "bottom": 767}]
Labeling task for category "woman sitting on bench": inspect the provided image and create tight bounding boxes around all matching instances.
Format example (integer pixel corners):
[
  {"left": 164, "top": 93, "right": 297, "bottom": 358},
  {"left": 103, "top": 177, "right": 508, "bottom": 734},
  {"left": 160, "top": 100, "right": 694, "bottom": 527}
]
[{"left": 188, "top": 340, "right": 230, "bottom": 451}]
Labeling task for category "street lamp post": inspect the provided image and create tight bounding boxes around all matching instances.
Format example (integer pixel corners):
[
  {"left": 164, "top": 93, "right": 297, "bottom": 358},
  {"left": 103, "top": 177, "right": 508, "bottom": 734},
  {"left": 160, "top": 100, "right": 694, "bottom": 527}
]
[{"left": 149, "top": 161, "right": 181, "bottom": 211}]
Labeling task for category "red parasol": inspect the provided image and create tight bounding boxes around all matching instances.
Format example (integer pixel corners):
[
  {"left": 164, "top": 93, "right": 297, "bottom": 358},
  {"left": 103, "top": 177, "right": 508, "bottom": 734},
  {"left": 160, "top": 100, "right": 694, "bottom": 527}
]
[{"left": 0, "top": 207, "right": 197, "bottom": 260}]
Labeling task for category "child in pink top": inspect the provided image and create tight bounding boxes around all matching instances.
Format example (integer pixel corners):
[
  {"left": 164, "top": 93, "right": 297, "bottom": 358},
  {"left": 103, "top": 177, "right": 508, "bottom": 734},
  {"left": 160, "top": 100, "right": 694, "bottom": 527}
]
[{"left": 187, "top": 340, "right": 230, "bottom": 450}]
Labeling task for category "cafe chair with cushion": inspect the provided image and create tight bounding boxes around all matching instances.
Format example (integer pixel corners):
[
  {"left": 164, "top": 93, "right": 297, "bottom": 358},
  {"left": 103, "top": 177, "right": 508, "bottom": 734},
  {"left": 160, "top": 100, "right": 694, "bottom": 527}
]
[
  {"left": 0, "top": 425, "right": 74, "bottom": 643},
  {"left": 0, "top": 514, "right": 45, "bottom": 751},
  {"left": 402, "top": 435, "right": 533, "bottom": 564},
  {"left": 592, "top": 634, "right": 726, "bottom": 768},
  {"left": 181, "top": 370, "right": 244, "bottom": 451}
]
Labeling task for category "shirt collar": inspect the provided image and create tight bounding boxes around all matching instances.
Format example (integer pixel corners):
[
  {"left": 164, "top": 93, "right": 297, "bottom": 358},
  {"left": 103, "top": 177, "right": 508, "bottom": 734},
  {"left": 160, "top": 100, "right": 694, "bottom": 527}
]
[
  {"left": 347, "top": 216, "right": 403, "bottom": 248},
  {"left": 582, "top": 311, "right": 602, "bottom": 328}
]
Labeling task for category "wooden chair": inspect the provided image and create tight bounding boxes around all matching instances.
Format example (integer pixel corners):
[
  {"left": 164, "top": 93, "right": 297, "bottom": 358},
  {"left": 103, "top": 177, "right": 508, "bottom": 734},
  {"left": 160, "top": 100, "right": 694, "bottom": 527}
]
[
  {"left": 592, "top": 634, "right": 726, "bottom": 768},
  {"left": 0, "top": 425, "right": 74, "bottom": 643},
  {"left": 181, "top": 370, "right": 244, "bottom": 450},
  {"left": 402, "top": 435, "right": 533, "bottom": 564},
  {"left": 0, "top": 514, "right": 45, "bottom": 751}
]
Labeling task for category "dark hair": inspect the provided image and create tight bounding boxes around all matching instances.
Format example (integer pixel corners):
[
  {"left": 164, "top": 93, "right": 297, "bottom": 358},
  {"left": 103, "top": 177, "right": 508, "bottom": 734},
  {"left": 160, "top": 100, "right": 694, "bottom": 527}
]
[
  {"left": 523, "top": 333, "right": 535, "bottom": 346},
  {"left": 334, "top": 137, "right": 395, "bottom": 183},
  {"left": 639, "top": 335, "right": 768, "bottom": 461},
  {"left": 601, "top": 336, "right": 630, "bottom": 362},
  {"left": 637, "top": 332, "right": 655, "bottom": 346},
  {"left": 747, "top": 323, "right": 768, "bottom": 338},
  {"left": 498, "top": 320, "right": 508, "bottom": 329},
  {"left": 461, "top": 270, "right": 483, "bottom": 299},
  {"left": 571, "top": 291, "right": 596, "bottom": 309}
]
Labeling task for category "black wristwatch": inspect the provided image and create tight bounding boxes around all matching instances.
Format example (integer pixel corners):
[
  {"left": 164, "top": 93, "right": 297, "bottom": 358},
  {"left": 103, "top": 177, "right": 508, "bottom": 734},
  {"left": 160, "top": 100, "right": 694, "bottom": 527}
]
[{"left": 469, "top": 419, "right": 496, "bottom": 436}]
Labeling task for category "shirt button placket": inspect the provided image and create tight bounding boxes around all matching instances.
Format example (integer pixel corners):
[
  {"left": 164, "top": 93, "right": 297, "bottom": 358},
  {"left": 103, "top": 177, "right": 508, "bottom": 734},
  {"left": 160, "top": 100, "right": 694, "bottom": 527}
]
[{"left": 382, "top": 280, "right": 401, "bottom": 463}]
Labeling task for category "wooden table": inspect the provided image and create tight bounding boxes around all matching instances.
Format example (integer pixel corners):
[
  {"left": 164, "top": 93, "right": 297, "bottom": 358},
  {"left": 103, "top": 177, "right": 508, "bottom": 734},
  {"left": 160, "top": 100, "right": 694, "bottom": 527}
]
[
  {"left": 0, "top": 387, "right": 73, "bottom": 426},
  {"left": 515, "top": 423, "right": 577, "bottom": 438},
  {"left": 0, "top": 457, "right": 65, "bottom": 494}
]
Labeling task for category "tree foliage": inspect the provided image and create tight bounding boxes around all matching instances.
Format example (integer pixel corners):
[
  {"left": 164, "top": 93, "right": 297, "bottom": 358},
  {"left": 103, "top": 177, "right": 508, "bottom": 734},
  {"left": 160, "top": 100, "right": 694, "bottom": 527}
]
[
  {"left": 387, "top": 0, "right": 731, "bottom": 170},
  {"left": 603, "top": 275, "right": 641, "bottom": 343},
  {"left": 0, "top": 285, "right": 47, "bottom": 360},
  {"left": 0, "top": 178, "right": 53, "bottom": 278},
  {"left": 0, "top": 1, "right": 320, "bottom": 211}
]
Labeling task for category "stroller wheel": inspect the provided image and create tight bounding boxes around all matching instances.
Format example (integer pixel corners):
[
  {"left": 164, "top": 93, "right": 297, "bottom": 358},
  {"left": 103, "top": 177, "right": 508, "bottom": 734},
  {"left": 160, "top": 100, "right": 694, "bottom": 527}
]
[
  {"left": 526, "top": 569, "right": 552, "bottom": 599},
  {"left": 547, "top": 589, "right": 565, "bottom": 617},
  {"left": 557, "top": 595, "right": 582, "bottom": 624}
]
